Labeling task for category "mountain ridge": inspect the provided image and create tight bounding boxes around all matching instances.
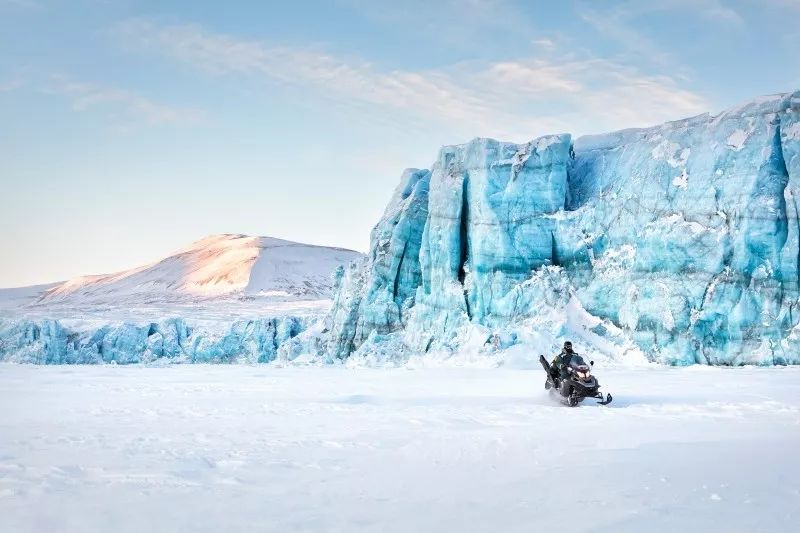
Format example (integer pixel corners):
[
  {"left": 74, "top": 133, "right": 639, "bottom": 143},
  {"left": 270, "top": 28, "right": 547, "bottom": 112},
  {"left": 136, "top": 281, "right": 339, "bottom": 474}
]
[{"left": 2, "top": 234, "right": 361, "bottom": 309}]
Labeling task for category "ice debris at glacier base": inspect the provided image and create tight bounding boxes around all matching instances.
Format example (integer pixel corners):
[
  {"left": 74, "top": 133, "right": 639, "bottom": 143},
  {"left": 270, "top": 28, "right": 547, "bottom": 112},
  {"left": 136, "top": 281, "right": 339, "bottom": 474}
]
[{"left": 325, "top": 91, "right": 800, "bottom": 366}]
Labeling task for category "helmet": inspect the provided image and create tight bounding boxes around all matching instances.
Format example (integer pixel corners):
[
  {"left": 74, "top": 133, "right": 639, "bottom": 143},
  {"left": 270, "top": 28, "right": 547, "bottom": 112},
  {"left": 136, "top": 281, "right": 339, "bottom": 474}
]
[{"left": 563, "top": 341, "right": 573, "bottom": 351}]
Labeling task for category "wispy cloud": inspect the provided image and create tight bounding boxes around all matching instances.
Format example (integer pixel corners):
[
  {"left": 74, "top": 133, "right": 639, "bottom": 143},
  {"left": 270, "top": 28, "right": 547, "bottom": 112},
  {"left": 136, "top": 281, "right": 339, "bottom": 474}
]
[
  {"left": 578, "top": 6, "right": 672, "bottom": 68},
  {"left": 589, "top": 0, "right": 745, "bottom": 28},
  {"left": 685, "top": 0, "right": 745, "bottom": 25},
  {"left": 0, "top": 78, "right": 23, "bottom": 92},
  {"left": 340, "top": 0, "right": 533, "bottom": 49},
  {"left": 532, "top": 38, "right": 556, "bottom": 49},
  {"left": 48, "top": 75, "right": 205, "bottom": 128},
  {"left": 114, "top": 18, "right": 709, "bottom": 141},
  {"left": 486, "top": 60, "right": 584, "bottom": 93},
  {"left": 115, "top": 19, "right": 503, "bottom": 132},
  {"left": 579, "top": 0, "right": 744, "bottom": 72}
]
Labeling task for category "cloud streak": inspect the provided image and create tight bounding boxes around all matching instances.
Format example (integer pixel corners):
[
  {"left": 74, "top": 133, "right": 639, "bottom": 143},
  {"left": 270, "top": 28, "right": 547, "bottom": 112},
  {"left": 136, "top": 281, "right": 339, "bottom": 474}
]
[
  {"left": 0, "top": 79, "right": 23, "bottom": 92},
  {"left": 340, "top": 0, "right": 535, "bottom": 50},
  {"left": 578, "top": 0, "right": 744, "bottom": 73},
  {"left": 115, "top": 18, "right": 710, "bottom": 140},
  {"left": 48, "top": 75, "right": 205, "bottom": 128}
]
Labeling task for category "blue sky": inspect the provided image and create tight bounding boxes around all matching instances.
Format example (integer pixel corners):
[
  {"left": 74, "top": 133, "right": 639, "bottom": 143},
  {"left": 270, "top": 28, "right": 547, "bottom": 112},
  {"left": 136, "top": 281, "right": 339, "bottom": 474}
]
[{"left": 1, "top": 0, "right": 799, "bottom": 287}]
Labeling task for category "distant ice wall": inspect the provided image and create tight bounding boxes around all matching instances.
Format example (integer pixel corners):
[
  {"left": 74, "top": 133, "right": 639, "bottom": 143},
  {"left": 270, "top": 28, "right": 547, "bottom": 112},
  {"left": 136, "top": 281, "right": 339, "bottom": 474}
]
[{"left": 0, "top": 316, "right": 309, "bottom": 364}]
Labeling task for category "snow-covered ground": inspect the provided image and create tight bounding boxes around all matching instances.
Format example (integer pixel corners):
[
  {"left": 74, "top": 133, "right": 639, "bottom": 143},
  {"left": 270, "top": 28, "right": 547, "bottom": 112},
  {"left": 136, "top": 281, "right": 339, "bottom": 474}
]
[{"left": 1, "top": 364, "right": 798, "bottom": 532}]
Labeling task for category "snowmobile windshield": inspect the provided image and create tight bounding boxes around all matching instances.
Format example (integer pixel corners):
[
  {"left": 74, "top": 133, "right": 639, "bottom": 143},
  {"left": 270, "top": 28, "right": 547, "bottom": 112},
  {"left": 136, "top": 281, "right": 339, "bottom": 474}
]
[{"left": 569, "top": 355, "right": 588, "bottom": 368}]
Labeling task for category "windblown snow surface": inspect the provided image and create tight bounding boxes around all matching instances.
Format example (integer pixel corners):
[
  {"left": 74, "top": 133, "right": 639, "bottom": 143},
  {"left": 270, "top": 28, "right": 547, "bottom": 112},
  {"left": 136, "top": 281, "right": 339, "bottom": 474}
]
[{"left": 0, "top": 364, "right": 797, "bottom": 533}]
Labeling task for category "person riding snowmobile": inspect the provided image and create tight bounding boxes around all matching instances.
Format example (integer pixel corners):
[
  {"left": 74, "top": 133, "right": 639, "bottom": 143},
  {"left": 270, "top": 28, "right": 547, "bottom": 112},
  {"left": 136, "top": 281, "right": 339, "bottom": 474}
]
[
  {"left": 539, "top": 342, "right": 613, "bottom": 406},
  {"left": 550, "top": 341, "right": 576, "bottom": 383}
]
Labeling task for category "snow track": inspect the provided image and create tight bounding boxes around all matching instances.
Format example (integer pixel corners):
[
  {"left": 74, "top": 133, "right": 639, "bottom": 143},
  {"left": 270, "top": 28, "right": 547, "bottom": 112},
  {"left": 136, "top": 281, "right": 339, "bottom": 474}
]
[{"left": 0, "top": 365, "right": 798, "bottom": 532}]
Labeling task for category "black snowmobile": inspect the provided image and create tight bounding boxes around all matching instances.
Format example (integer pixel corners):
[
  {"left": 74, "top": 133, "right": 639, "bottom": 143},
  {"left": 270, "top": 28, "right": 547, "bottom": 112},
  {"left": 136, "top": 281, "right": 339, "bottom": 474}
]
[{"left": 539, "top": 354, "right": 612, "bottom": 406}]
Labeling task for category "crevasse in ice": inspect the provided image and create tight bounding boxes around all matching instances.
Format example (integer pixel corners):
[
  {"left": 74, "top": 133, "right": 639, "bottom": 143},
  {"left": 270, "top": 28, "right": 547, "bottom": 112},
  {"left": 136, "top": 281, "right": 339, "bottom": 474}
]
[{"left": 328, "top": 91, "right": 800, "bottom": 365}]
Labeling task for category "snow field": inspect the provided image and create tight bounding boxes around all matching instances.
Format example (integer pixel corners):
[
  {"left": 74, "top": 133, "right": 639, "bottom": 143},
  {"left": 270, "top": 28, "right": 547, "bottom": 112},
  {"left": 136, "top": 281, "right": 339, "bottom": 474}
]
[{"left": 0, "top": 364, "right": 798, "bottom": 532}]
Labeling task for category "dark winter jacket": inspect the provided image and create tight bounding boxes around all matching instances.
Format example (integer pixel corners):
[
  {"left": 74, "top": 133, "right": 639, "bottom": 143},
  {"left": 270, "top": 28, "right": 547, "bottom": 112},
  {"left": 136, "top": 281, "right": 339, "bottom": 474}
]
[{"left": 551, "top": 350, "right": 575, "bottom": 378}]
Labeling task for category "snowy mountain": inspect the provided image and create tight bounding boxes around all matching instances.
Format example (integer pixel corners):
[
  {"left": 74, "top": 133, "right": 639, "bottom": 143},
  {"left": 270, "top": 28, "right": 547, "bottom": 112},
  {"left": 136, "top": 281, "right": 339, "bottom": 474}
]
[{"left": 16, "top": 234, "right": 361, "bottom": 307}]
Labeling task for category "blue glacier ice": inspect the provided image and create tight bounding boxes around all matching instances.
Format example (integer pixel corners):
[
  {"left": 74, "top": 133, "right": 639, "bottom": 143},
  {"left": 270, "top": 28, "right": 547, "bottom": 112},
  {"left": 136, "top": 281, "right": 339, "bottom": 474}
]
[
  {"left": 0, "top": 316, "right": 309, "bottom": 364},
  {"left": 326, "top": 168, "right": 430, "bottom": 358},
  {"left": 326, "top": 91, "right": 800, "bottom": 365}
]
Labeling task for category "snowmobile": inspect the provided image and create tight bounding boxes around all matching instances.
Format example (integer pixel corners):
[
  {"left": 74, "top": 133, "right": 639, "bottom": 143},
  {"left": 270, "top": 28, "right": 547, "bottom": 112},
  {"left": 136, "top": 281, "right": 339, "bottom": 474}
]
[{"left": 539, "top": 354, "right": 612, "bottom": 407}]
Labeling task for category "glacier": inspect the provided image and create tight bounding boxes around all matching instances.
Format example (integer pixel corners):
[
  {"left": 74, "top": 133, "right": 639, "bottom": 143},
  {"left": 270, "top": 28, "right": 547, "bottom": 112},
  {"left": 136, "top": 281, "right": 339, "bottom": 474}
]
[
  {"left": 3, "top": 92, "right": 799, "bottom": 366},
  {"left": 325, "top": 91, "right": 800, "bottom": 366},
  {"left": 0, "top": 316, "right": 311, "bottom": 364}
]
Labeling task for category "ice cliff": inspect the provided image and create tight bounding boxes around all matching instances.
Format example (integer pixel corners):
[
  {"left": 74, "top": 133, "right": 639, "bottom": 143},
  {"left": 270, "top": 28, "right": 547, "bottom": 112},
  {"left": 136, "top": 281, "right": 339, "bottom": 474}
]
[{"left": 326, "top": 91, "right": 800, "bottom": 365}]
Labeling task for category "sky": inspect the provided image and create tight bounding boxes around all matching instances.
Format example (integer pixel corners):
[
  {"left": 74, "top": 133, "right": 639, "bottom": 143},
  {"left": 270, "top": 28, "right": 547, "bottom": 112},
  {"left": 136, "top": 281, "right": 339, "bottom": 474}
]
[{"left": 1, "top": 0, "right": 799, "bottom": 287}]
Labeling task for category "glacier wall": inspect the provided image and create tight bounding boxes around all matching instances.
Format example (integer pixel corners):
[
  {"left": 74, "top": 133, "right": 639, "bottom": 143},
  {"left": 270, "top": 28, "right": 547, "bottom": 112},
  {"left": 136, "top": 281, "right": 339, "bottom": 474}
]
[
  {"left": 326, "top": 169, "right": 430, "bottom": 358},
  {"left": 0, "top": 316, "right": 309, "bottom": 364},
  {"left": 327, "top": 91, "right": 800, "bottom": 365}
]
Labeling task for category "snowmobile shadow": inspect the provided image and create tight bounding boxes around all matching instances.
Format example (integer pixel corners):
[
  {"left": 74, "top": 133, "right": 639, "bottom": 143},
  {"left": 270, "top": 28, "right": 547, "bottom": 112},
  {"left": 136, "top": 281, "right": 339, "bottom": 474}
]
[{"left": 539, "top": 391, "right": 604, "bottom": 408}]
